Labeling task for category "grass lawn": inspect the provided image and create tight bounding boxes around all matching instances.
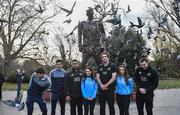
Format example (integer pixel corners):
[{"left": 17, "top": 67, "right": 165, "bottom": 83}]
[
  {"left": 2, "top": 82, "right": 28, "bottom": 91},
  {"left": 158, "top": 80, "right": 180, "bottom": 89},
  {"left": 2, "top": 80, "right": 180, "bottom": 91}
]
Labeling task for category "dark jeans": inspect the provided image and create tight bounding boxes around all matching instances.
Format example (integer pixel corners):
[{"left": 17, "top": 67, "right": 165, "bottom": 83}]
[
  {"left": 26, "top": 93, "right": 47, "bottom": 115},
  {"left": 0, "top": 84, "right": 2, "bottom": 100},
  {"left": 116, "top": 94, "right": 130, "bottom": 115},
  {"left": 136, "top": 92, "right": 154, "bottom": 115},
  {"left": 70, "top": 96, "right": 83, "bottom": 115},
  {"left": 17, "top": 82, "right": 22, "bottom": 97},
  {"left": 83, "top": 99, "right": 96, "bottom": 115},
  {"left": 51, "top": 93, "right": 65, "bottom": 115},
  {"left": 99, "top": 90, "right": 115, "bottom": 115}
]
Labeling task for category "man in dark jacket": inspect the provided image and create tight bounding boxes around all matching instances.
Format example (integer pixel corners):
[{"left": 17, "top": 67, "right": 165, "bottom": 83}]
[
  {"left": 0, "top": 72, "right": 5, "bottom": 100},
  {"left": 64, "top": 59, "right": 84, "bottom": 115},
  {"left": 135, "top": 58, "right": 158, "bottom": 115},
  {"left": 49, "top": 60, "right": 66, "bottom": 115}
]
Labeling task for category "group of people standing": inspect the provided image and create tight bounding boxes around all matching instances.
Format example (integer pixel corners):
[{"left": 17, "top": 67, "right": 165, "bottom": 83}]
[{"left": 25, "top": 51, "right": 158, "bottom": 115}]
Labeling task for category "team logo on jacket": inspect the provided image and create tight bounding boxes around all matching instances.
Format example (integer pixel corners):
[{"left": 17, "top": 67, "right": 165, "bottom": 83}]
[
  {"left": 107, "top": 67, "right": 111, "bottom": 71},
  {"left": 79, "top": 73, "right": 83, "bottom": 76},
  {"left": 139, "top": 71, "right": 142, "bottom": 75},
  {"left": 103, "top": 71, "right": 107, "bottom": 75},
  {"left": 147, "top": 73, "right": 151, "bottom": 77},
  {"left": 141, "top": 76, "right": 147, "bottom": 82},
  {"left": 71, "top": 74, "right": 74, "bottom": 77},
  {"left": 74, "top": 77, "right": 80, "bottom": 82}
]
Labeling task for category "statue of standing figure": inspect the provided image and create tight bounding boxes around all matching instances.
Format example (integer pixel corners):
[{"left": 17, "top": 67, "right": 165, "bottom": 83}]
[{"left": 78, "top": 7, "right": 106, "bottom": 68}]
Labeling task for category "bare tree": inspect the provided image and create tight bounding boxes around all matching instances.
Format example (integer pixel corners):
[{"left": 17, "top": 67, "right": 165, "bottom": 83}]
[
  {"left": 0, "top": 0, "right": 61, "bottom": 75},
  {"left": 92, "top": 0, "right": 121, "bottom": 21},
  {"left": 52, "top": 27, "right": 77, "bottom": 69},
  {"left": 145, "top": 0, "right": 180, "bottom": 45}
]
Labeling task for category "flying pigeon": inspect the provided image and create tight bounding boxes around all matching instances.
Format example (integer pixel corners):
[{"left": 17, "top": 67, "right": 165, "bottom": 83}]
[
  {"left": 126, "top": 5, "right": 131, "bottom": 13},
  {"left": 59, "top": 1, "right": 76, "bottom": 17},
  {"left": 64, "top": 26, "right": 77, "bottom": 38},
  {"left": 63, "top": 18, "right": 72, "bottom": 24},
  {"left": 105, "top": 14, "right": 121, "bottom": 26},
  {"left": 147, "top": 27, "right": 153, "bottom": 39},
  {"left": 129, "top": 17, "right": 145, "bottom": 28},
  {"left": 158, "top": 14, "right": 168, "bottom": 26}
]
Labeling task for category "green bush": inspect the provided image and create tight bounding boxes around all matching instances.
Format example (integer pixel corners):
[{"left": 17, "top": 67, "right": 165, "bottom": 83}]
[
  {"left": 5, "top": 71, "right": 16, "bottom": 83},
  {"left": 5, "top": 71, "right": 31, "bottom": 83},
  {"left": 23, "top": 74, "right": 31, "bottom": 83}
]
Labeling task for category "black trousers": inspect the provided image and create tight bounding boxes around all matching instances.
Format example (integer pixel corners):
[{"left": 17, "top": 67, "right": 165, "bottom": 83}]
[
  {"left": 116, "top": 94, "right": 130, "bottom": 115},
  {"left": 136, "top": 92, "right": 154, "bottom": 115},
  {"left": 0, "top": 84, "right": 2, "bottom": 100},
  {"left": 51, "top": 93, "right": 65, "bottom": 115},
  {"left": 83, "top": 99, "right": 96, "bottom": 115},
  {"left": 99, "top": 90, "right": 115, "bottom": 115},
  {"left": 70, "top": 96, "right": 83, "bottom": 115}
]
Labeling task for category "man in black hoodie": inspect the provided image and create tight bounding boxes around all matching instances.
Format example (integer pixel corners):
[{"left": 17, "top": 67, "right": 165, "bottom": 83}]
[
  {"left": 64, "top": 59, "right": 84, "bottom": 115},
  {"left": 135, "top": 58, "right": 158, "bottom": 115}
]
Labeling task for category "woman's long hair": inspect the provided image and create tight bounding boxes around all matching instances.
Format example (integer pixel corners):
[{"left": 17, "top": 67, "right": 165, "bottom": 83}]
[
  {"left": 82, "top": 67, "right": 96, "bottom": 85},
  {"left": 117, "top": 65, "right": 129, "bottom": 84},
  {"left": 84, "top": 67, "right": 96, "bottom": 79}
]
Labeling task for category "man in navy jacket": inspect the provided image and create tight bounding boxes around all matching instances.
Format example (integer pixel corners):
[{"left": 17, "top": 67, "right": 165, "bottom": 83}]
[{"left": 49, "top": 60, "right": 66, "bottom": 115}]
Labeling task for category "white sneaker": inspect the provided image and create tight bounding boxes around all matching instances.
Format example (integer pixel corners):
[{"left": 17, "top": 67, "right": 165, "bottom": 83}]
[{"left": 17, "top": 102, "right": 25, "bottom": 111}]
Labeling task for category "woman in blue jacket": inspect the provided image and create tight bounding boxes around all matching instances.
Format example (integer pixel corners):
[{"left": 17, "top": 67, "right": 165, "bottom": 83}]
[
  {"left": 81, "top": 67, "right": 98, "bottom": 115},
  {"left": 116, "top": 65, "right": 133, "bottom": 115}
]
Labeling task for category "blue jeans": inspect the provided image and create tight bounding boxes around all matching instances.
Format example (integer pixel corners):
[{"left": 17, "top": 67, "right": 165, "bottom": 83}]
[{"left": 26, "top": 93, "right": 47, "bottom": 115}]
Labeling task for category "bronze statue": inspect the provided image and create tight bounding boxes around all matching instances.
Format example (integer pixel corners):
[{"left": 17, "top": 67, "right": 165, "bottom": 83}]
[{"left": 78, "top": 7, "right": 106, "bottom": 68}]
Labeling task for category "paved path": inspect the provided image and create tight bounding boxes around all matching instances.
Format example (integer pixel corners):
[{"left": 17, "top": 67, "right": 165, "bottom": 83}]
[{"left": 0, "top": 89, "right": 180, "bottom": 115}]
